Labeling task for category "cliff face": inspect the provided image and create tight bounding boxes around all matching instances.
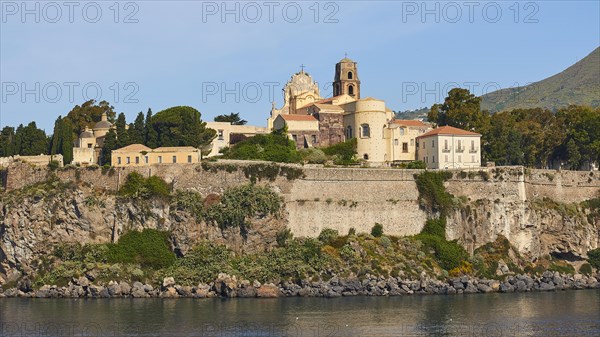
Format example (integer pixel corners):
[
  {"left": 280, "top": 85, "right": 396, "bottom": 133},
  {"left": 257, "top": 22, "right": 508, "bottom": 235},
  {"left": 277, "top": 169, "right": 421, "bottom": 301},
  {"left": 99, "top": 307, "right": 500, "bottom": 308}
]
[
  {"left": 0, "top": 162, "right": 599, "bottom": 285},
  {"left": 0, "top": 182, "right": 284, "bottom": 283}
]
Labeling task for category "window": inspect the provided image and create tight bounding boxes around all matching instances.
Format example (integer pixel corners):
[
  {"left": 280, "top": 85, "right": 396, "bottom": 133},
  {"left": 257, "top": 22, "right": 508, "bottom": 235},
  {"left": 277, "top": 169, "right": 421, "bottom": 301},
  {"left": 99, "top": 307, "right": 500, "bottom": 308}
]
[
  {"left": 445, "top": 155, "right": 448, "bottom": 162},
  {"left": 471, "top": 140, "right": 475, "bottom": 150},
  {"left": 135, "top": 157, "right": 140, "bottom": 164},
  {"left": 433, "top": 155, "right": 435, "bottom": 163},
  {"left": 431, "top": 140, "right": 435, "bottom": 148},
  {"left": 126, "top": 157, "right": 130, "bottom": 164},
  {"left": 346, "top": 126, "right": 353, "bottom": 139},
  {"left": 87, "top": 143, "right": 93, "bottom": 148},
  {"left": 422, "top": 141, "right": 425, "bottom": 149},
  {"left": 348, "top": 84, "right": 354, "bottom": 96},
  {"left": 426, "top": 156, "right": 428, "bottom": 163},
  {"left": 361, "top": 124, "right": 370, "bottom": 138},
  {"left": 188, "top": 155, "right": 192, "bottom": 163},
  {"left": 399, "top": 128, "right": 405, "bottom": 136},
  {"left": 145, "top": 156, "right": 149, "bottom": 164},
  {"left": 394, "top": 139, "right": 398, "bottom": 146},
  {"left": 363, "top": 153, "right": 369, "bottom": 160},
  {"left": 471, "top": 155, "right": 475, "bottom": 163},
  {"left": 218, "top": 130, "right": 224, "bottom": 140},
  {"left": 117, "top": 157, "right": 122, "bottom": 165},
  {"left": 347, "top": 71, "right": 353, "bottom": 79},
  {"left": 410, "top": 139, "right": 414, "bottom": 146},
  {"left": 458, "top": 155, "right": 462, "bottom": 163},
  {"left": 158, "top": 156, "right": 162, "bottom": 164},
  {"left": 173, "top": 156, "right": 177, "bottom": 163},
  {"left": 292, "top": 134, "right": 297, "bottom": 142},
  {"left": 402, "top": 142, "right": 408, "bottom": 153},
  {"left": 311, "top": 135, "right": 317, "bottom": 144},
  {"left": 444, "top": 139, "right": 448, "bottom": 149},
  {"left": 334, "top": 83, "right": 340, "bottom": 96}
]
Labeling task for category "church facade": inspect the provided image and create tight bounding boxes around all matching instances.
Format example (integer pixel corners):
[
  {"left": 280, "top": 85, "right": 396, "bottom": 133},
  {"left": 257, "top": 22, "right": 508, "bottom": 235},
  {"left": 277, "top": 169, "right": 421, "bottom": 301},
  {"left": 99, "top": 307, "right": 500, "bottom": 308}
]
[{"left": 269, "top": 58, "right": 432, "bottom": 164}]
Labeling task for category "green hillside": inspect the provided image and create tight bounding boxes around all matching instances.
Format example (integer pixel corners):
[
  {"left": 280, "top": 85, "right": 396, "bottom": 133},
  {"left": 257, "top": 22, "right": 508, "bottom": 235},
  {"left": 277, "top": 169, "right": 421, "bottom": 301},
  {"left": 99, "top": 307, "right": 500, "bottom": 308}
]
[{"left": 481, "top": 47, "right": 600, "bottom": 113}]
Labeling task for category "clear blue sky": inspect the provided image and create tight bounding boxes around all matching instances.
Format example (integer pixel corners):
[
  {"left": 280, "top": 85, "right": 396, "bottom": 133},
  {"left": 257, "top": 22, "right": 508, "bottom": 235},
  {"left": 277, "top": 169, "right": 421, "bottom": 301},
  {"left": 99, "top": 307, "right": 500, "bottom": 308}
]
[{"left": 1, "top": 0, "right": 599, "bottom": 131}]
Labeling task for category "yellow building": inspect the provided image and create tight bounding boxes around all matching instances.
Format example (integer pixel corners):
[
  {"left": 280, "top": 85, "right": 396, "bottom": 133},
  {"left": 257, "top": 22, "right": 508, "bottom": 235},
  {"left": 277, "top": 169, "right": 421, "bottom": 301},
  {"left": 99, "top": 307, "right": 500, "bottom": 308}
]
[
  {"left": 386, "top": 120, "right": 432, "bottom": 162},
  {"left": 72, "top": 112, "right": 114, "bottom": 166},
  {"left": 111, "top": 144, "right": 201, "bottom": 167},
  {"left": 205, "top": 122, "right": 269, "bottom": 157},
  {"left": 416, "top": 126, "right": 482, "bottom": 169}
]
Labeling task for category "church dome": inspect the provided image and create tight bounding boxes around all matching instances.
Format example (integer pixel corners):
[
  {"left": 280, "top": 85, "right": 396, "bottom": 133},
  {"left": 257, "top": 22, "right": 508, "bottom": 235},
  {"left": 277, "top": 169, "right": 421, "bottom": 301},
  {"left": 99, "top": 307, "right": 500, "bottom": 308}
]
[
  {"left": 339, "top": 57, "right": 354, "bottom": 63},
  {"left": 80, "top": 130, "right": 94, "bottom": 138},
  {"left": 94, "top": 120, "right": 112, "bottom": 130}
]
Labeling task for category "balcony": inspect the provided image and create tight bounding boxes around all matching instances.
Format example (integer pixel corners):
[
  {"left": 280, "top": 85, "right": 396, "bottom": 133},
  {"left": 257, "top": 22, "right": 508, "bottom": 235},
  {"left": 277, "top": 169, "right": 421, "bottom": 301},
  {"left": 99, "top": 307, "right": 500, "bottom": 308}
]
[
  {"left": 469, "top": 147, "right": 479, "bottom": 153},
  {"left": 442, "top": 147, "right": 452, "bottom": 153},
  {"left": 456, "top": 147, "right": 465, "bottom": 153}
]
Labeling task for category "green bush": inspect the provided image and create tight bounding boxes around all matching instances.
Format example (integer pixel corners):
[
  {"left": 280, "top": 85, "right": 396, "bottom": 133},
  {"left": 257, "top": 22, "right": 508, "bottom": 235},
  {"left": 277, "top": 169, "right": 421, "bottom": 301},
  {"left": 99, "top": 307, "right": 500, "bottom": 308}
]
[
  {"left": 299, "top": 148, "right": 327, "bottom": 164},
  {"left": 579, "top": 263, "right": 593, "bottom": 275},
  {"left": 420, "top": 218, "right": 446, "bottom": 238},
  {"left": 171, "top": 190, "right": 204, "bottom": 221},
  {"left": 321, "top": 138, "right": 357, "bottom": 165},
  {"left": 48, "top": 160, "right": 60, "bottom": 171},
  {"left": 119, "top": 172, "right": 171, "bottom": 199},
  {"left": 205, "top": 184, "right": 281, "bottom": 233},
  {"left": 276, "top": 228, "right": 294, "bottom": 247},
  {"left": 416, "top": 234, "right": 468, "bottom": 270},
  {"left": 318, "top": 228, "right": 339, "bottom": 244},
  {"left": 406, "top": 160, "right": 426, "bottom": 169},
  {"left": 587, "top": 248, "right": 600, "bottom": 270},
  {"left": 414, "top": 171, "right": 453, "bottom": 215},
  {"left": 106, "top": 229, "right": 176, "bottom": 269},
  {"left": 371, "top": 223, "right": 384, "bottom": 237},
  {"left": 223, "top": 131, "right": 301, "bottom": 163}
]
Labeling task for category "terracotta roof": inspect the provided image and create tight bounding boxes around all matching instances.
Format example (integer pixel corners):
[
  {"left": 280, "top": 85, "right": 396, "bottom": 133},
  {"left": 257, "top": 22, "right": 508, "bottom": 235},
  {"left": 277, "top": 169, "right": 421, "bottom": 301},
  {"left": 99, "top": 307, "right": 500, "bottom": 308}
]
[
  {"left": 113, "top": 144, "right": 152, "bottom": 152},
  {"left": 153, "top": 146, "right": 198, "bottom": 152},
  {"left": 315, "top": 95, "right": 347, "bottom": 104},
  {"left": 416, "top": 126, "right": 481, "bottom": 139},
  {"left": 280, "top": 114, "right": 318, "bottom": 122},
  {"left": 312, "top": 103, "right": 344, "bottom": 111},
  {"left": 393, "top": 120, "right": 429, "bottom": 127}
]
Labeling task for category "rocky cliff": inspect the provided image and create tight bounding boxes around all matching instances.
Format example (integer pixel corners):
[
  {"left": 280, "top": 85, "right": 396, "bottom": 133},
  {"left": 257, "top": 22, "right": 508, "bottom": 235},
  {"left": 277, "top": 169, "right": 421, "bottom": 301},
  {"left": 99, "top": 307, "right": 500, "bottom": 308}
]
[{"left": 0, "top": 162, "right": 599, "bottom": 286}]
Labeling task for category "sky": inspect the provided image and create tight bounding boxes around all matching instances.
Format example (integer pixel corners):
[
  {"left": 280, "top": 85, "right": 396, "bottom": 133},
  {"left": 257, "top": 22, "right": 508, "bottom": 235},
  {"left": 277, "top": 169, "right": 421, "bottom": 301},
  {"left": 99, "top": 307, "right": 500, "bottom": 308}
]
[{"left": 1, "top": 0, "right": 599, "bottom": 132}]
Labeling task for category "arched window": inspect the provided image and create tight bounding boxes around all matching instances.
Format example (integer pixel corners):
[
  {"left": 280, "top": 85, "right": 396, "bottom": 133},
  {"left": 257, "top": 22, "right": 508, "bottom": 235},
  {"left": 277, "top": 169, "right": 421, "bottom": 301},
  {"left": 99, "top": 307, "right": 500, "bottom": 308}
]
[
  {"left": 334, "top": 83, "right": 339, "bottom": 96},
  {"left": 361, "top": 124, "right": 370, "bottom": 138},
  {"left": 346, "top": 126, "right": 353, "bottom": 139},
  {"left": 363, "top": 154, "right": 369, "bottom": 160},
  {"left": 347, "top": 71, "right": 353, "bottom": 79},
  {"left": 348, "top": 84, "right": 354, "bottom": 96}
]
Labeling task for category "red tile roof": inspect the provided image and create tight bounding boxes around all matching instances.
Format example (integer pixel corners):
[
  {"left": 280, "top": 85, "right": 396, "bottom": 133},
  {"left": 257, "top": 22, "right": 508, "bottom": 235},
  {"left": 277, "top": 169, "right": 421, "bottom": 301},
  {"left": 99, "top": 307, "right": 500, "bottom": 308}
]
[
  {"left": 393, "top": 119, "right": 429, "bottom": 127},
  {"left": 113, "top": 144, "right": 152, "bottom": 152},
  {"left": 281, "top": 114, "right": 318, "bottom": 122},
  {"left": 416, "top": 125, "right": 481, "bottom": 139}
]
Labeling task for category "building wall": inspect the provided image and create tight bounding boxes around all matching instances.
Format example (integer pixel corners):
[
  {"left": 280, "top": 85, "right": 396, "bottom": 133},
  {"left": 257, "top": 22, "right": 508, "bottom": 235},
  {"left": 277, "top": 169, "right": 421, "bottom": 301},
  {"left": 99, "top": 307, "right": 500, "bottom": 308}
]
[
  {"left": 0, "top": 154, "right": 64, "bottom": 167},
  {"left": 342, "top": 99, "right": 390, "bottom": 163},
  {"left": 72, "top": 148, "right": 95, "bottom": 165},
  {"left": 112, "top": 149, "right": 201, "bottom": 167},
  {"left": 315, "top": 112, "right": 345, "bottom": 147},
  {"left": 418, "top": 134, "right": 481, "bottom": 169}
]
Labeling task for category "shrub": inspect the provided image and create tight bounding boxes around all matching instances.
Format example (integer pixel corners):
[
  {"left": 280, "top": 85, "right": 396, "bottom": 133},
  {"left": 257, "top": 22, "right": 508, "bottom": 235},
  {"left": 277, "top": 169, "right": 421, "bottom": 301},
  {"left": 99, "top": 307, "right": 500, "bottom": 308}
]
[
  {"left": 420, "top": 218, "right": 446, "bottom": 238},
  {"left": 48, "top": 160, "right": 60, "bottom": 171},
  {"left": 348, "top": 227, "right": 356, "bottom": 236},
  {"left": 579, "top": 263, "right": 593, "bottom": 275},
  {"left": 106, "top": 229, "right": 176, "bottom": 269},
  {"left": 321, "top": 138, "right": 357, "bottom": 165},
  {"left": 416, "top": 234, "right": 468, "bottom": 270},
  {"left": 414, "top": 171, "right": 453, "bottom": 215},
  {"left": 276, "top": 228, "right": 294, "bottom": 247},
  {"left": 223, "top": 132, "right": 302, "bottom": 163},
  {"left": 371, "top": 223, "right": 384, "bottom": 237},
  {"left": 406, "top": 160, "right": 426, "bottom": 169},
  {"left": 171, "top": 190, "right": 204, "bottom": 221},
  {"left": 205, "top": 184, "right": 281, "bottom": 233},
  {"left": 587, "top": 248, "right": 600, "bottom": 270},
  {"left": 299, "top": 148, "right": 327, "bottom": 164},
  {"left": 119, "top": 172, "right": 171, "bottom": 199},
  {"left": 318, "top": 228, "right": 339, "bottom": 244}
]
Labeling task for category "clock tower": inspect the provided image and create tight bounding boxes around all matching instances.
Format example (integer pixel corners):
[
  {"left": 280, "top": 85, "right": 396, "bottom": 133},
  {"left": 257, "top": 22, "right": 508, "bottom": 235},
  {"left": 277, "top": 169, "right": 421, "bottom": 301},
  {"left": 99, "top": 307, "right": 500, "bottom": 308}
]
[{"left": 333, "top": 57, "right": 360, "bottom": 99}]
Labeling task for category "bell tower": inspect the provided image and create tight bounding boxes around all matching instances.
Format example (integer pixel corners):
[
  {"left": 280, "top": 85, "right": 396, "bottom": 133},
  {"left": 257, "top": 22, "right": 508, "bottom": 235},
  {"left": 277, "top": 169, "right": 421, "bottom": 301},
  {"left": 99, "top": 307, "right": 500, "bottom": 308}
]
[{"left": 333, "top": 57, "right": 360, "bottom": 99}]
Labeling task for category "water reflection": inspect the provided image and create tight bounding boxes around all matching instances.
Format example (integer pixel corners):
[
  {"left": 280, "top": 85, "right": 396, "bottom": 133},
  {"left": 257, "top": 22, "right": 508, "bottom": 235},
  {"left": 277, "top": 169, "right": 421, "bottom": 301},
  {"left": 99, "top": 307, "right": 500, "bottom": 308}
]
[{"left": 0, "top": 290, "right": 599, "bottom": 336}]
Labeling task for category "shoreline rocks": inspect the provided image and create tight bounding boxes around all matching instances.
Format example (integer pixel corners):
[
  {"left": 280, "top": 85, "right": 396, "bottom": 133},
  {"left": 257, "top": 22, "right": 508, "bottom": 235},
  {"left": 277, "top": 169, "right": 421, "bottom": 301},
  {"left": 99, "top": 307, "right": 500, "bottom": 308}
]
[{"left": 1, "top": 272, "right": 599, "bottom": 299}]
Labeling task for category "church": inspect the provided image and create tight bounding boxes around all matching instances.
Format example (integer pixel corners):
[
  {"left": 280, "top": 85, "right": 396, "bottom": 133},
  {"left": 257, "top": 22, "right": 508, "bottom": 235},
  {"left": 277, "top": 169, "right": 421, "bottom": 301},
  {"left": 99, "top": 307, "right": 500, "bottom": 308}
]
[{"left": 268, "top": 57, "right": 432, "bottom": 164}]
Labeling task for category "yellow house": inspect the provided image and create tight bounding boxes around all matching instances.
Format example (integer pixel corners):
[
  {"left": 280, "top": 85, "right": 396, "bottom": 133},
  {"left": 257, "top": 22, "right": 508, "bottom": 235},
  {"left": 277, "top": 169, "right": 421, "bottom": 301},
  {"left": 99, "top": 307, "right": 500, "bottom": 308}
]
[
  {"left": 386, "top": 120, "right": 432, "bottom": 162},
  {"left": 111, "top": 144, "right": 201, "bottom": 167}
]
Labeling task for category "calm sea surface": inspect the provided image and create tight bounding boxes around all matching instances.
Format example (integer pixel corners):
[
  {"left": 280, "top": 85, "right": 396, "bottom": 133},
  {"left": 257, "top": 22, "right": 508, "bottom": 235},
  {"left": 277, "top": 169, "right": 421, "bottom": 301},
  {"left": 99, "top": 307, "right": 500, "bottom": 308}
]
[{"left": 1, "top": 290, "right": 599, "bottom": 336}]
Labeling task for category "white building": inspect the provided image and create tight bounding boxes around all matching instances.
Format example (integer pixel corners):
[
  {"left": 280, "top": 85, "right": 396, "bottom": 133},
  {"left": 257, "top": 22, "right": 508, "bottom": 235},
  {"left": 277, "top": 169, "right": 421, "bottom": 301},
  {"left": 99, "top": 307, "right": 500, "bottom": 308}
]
[{"left": 416, "top": 126, "right": 482, "bottom": 169}]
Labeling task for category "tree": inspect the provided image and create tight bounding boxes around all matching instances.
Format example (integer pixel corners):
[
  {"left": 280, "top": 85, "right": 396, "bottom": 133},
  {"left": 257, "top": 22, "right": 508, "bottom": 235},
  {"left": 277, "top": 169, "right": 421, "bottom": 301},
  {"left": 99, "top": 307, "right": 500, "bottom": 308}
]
[
  {"left": 100, "top": 129, "right": 117, "bottom": 165},
  {"left": 13, "top": 122, "right": 49, "bottom": 156},
  {"left": 214, "top": 112, "right": 247, "bottom": 125},
  {"left": 50, "top": 116, "right": 74, "bottom": 164},
  {"left": 0, "top": 126, "right": 16, "bottom": 157},
  {"left": 115, "top": 113, "right": 130, "bottom": 148},
  {"left": 129, "top": 112, "right": 145, "bottom": 144},
  {"left": 144, "top": 108, "right": 158, "bottom": 148},
  {"left": 66, "top": 100, "right": 116, "bottom": 134},
  {"left": 150, "top": 106, "right": 216, "bottom": 149},
  {"left": 428, "top": 88, "right": 490, "bottom": 133}
]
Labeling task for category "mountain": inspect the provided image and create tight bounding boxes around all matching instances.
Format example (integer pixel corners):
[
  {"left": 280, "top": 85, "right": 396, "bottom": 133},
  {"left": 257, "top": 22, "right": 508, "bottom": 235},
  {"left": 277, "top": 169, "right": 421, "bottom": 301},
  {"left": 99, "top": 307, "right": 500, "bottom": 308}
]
[
  {"left": 394, "top": 107, "right": 429, "bottom": 120},
  {"left": 481, "top": 47, "right": 600, "bottom": 113}
]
